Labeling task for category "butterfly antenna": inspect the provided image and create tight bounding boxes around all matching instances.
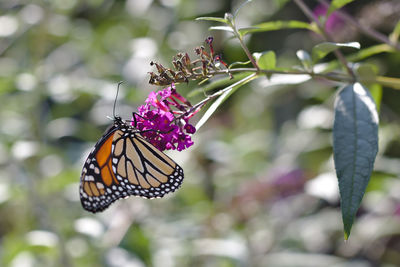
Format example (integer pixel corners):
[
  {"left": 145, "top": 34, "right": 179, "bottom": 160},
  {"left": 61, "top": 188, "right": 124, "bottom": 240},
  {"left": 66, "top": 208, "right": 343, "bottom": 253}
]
[{"left": 113, "top": 81, "right": 123, "bottom": 118}]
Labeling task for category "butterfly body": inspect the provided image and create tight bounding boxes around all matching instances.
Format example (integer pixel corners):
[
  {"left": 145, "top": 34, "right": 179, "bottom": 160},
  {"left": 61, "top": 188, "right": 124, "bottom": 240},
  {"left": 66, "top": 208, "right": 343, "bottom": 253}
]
[{"left": 80, "top": 117, "right": 184, "bottom": 213}]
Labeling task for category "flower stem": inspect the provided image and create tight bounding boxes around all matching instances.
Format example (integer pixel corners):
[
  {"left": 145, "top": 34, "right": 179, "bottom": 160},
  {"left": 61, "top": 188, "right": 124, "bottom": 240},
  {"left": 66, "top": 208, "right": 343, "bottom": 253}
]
[{"left": 179, "top": 73, "right": 258, "bottom": 121}]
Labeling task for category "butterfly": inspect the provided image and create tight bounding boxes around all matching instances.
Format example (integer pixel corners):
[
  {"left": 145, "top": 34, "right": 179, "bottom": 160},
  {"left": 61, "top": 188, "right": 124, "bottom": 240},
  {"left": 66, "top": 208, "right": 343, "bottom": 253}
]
[{"left": 79, "top": 114, "right": 184, "bottom": 213}]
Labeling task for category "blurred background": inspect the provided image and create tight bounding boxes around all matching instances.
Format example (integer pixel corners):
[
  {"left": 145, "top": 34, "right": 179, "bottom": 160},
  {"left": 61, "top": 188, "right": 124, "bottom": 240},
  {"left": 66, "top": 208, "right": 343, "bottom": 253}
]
[{"left": 1, "top": 0, "right": 400, "bottom": 266}]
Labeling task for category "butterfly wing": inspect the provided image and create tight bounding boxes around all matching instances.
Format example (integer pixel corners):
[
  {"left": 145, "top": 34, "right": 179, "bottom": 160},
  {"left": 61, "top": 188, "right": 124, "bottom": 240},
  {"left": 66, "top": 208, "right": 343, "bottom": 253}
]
[
  {"left": 80, "top": 125, "right": 127, "bottom": 212},
  {"left": 80, "top": 122, "right": 184, "bottom": 213},
  {"left": 111, "top": 126, "right": 184, "bottom": 199}
]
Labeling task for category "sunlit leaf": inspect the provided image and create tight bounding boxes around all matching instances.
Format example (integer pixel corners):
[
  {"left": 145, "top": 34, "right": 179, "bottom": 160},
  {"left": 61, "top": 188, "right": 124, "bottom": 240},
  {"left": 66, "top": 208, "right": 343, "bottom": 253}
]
[
  {"left": 333, "top": 83, "right": 379, "bottom": 239},
  {"left": 238, "top": 20, "right": 314, "bottom": 36},
  {"left": 209, "top": 26, "right": 234, "bottom": 32},
  {"left": 389, "top": 19, "right": 400, "bottom": 43},
  {"left": 347, "top": 44, "right": 393, "bottom": 62},
  {"left": 253, "top": 51, "right": 276, "bottom": 70},
  {"left": 196, "top": 17, "right": 228, "bottom": 24},
  {"left": 312, "top": 42, "right": 360, "bottom": 63},
  {"left": 369, "top": 84, "right": 382, "bottom": 112},
  {"left": 318, "top": 44, "right": 393, "bottom": 73},
  {"left": 296, "top": 50, "right": 312, "bottom": 70}
]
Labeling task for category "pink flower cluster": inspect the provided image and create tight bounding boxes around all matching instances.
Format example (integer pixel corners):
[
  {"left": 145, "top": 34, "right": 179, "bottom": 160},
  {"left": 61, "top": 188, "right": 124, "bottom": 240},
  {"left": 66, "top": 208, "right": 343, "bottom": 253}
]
[{"left": 133, "top": 84, "right": 196, "bottom": 152}]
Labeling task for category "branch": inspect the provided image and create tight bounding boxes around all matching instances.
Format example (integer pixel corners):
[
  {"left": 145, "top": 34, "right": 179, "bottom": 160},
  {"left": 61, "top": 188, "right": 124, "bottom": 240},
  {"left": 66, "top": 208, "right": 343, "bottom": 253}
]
[
  {"left": 226, "top": 13, "right": 260, "bottom": 71},
  {"left": 208, "top": 68, "right": 400, "bottom": 89},
  {"left": 293, "top": 0, "right": 356, "bottom": 80},
  {"left": 317, "top": 0, "right": 400, "bottom": 51}
]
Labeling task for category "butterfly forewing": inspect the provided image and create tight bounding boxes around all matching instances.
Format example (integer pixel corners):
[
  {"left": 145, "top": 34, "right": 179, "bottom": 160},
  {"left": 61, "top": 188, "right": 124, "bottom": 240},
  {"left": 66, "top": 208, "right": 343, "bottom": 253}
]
[
  {"left": 80, "top": 118, "right": 184, "bottom": 213},
  {"left": 80, "top": 126, "right": 125, "bottom": 212}
]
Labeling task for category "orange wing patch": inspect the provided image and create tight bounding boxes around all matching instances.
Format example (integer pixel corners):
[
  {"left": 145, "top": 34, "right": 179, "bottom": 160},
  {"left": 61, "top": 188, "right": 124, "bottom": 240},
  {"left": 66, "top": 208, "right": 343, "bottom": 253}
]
[{"left": 95, "top": 132, "right": 119, "bottom": 186}]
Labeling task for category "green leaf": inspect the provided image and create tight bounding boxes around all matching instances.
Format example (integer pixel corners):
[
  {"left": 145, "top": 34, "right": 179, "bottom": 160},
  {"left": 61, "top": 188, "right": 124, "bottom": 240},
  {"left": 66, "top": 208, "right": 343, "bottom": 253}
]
[
  {"left": 238, "top": 20, "right": 314, "bottom": 36},
  {"left": 348, "top": 44, "right": 393, "bottom": 62},
  {"left": 333, "top": 83, "right": 379, "bottom": 239},
  {"left": 196, "top": 74, "right": 257, "bottom": 130},
  {"left": 195, "top": 17, "right": 228, "bottom": 24},
  {"left": 312, "top": 42, "right": 360, "bottom": 63},
  {"left": 296, "top": 50, "right": 312, "bottom": 70},
  {"left": 354, "top": 63, "right": 377, "bottom": 82},
  {"left": 317, "top": 44, "right": 393, "bottom": 73},
  {"left": 327, "top": 0, "right": 355, "bottom": 16},
  {"left": 253, "top": 51, "right": 276, "bottom": 70}
]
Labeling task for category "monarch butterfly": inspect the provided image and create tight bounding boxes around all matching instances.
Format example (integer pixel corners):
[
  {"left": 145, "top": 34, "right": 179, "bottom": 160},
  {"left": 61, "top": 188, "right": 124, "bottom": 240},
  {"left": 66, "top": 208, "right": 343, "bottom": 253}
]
[{"left": 79, "top": 92, "right": 184, "bottom": 213}]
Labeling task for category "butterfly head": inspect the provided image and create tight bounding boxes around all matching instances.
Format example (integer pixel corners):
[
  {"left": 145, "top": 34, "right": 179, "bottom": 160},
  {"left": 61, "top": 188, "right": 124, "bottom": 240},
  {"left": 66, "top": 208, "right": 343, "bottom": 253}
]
[{"left": 113, "top": 116, "right": 124, "bottom": 126}]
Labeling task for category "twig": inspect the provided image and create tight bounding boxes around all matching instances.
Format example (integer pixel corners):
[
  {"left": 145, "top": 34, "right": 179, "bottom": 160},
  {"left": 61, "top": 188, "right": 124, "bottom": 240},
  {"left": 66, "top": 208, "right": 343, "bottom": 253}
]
[
  {"left": 317, "top": 0, "right": 400, "bottom": 51},
  {"left": 226, "top": 14, "right": 260, "bottom": 71},
  {"left": 208, "top": 68, "right": 400, "bottom": 89},
  {"left": 293, "top": 0, "right": 356, "bottom": 80}
]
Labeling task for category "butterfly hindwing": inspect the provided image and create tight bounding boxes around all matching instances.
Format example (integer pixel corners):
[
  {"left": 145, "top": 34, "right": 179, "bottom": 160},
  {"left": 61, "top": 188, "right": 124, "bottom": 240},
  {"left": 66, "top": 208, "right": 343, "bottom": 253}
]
[{"left": 111, "top": 126, "right": 184, "bottom": 199}]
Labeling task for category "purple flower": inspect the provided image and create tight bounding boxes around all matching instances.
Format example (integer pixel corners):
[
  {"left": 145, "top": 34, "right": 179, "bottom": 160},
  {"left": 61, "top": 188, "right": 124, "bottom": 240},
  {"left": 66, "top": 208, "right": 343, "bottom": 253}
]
[
  {"left": 133, "top": 84, "right": 197, "bottom": 151},
  {"left": 313, "top": 4, "right": 344, "bottom": 33},
  {"left": 184, "top": 123, "right": 196, "bottom": 134}
]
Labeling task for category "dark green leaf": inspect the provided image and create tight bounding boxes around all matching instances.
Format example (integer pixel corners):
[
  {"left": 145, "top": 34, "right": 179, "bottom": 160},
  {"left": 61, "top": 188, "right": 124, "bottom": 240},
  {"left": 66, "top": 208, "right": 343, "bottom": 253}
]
[
  {"left": 312, "top": 42, "right": 360, "bottom": 63},
  {"left": 333, "top": 83, "right": 379, "bottom": 239}
]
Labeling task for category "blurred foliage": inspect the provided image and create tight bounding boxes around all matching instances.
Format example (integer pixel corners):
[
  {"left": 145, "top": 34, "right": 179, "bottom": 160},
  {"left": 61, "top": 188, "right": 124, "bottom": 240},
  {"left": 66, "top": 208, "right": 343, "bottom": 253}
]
[{"left": 1, "top": 0, "right": 400, "bottom": 266}]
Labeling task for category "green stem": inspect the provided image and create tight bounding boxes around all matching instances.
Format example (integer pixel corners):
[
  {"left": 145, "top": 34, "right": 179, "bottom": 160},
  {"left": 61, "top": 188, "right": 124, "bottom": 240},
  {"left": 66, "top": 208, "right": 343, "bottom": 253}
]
[
  {"left": 207, "top": 68, "right": 400, "bottom": 89},
  {"left": 226, "top": 13, "right": 260, "bottom": 71}
]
